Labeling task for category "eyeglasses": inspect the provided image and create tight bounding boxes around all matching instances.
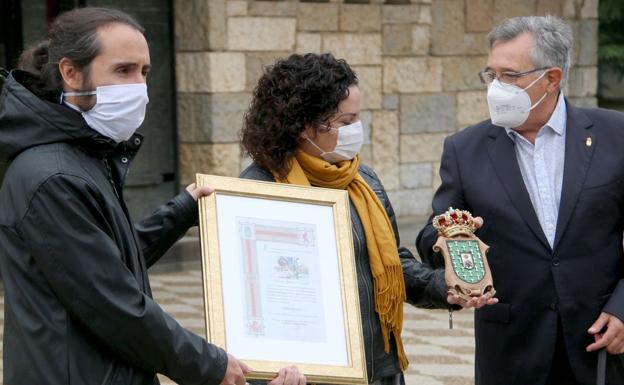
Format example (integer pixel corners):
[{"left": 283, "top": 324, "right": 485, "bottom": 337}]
[
  {"left": 317, "top": 117, "right": 358, "bottom": 133},
  {"left": 316, "top": 124, "right": 337, "bottom": 134},
  {"left": 478, "top": 67, "right": 550, "bottom": 85}
]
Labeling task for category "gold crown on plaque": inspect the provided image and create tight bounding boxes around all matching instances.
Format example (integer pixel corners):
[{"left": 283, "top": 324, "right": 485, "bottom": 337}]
[{"left": 433, "top": 207, "right": 477, "bottom": 237}]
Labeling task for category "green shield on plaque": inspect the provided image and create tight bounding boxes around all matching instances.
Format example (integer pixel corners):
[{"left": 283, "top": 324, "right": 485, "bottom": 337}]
[{"left": 446, "top": 240, "right": 485, "bottom": 284}]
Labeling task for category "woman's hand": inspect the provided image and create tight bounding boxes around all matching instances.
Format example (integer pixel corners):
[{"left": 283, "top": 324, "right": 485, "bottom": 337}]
[
  {"left": 268, "top": 365, "right": 306, "bottom": 385},
  {"left": 185, "top": 183, "right": 214, "bottom": 201}
]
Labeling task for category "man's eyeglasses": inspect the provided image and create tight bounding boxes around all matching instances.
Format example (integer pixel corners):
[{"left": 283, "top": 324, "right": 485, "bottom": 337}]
[{"left": 478, "top": 67, "right": 550, "bottom": 86}]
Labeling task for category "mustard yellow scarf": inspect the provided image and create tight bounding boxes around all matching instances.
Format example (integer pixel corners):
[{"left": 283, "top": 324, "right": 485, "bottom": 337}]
[{"left": 274, "top": 150, "right": 408, "bottom": 370}]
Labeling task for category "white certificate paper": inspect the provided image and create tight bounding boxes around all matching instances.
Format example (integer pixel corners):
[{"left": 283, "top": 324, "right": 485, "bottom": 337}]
[
  {"left": 216, "top": 194, "right": 348, "bottom": 366},
  {"left": 238, "top": 217, "right": 327, "bottom": 342}
]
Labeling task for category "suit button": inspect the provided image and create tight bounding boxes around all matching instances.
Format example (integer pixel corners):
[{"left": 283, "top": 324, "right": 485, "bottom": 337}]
[
  {"left": 552, "top": 258, "right": 560, "bottom": 267},
  {"left": 550, "top": 300, "right": 558, "bottom": 311}
]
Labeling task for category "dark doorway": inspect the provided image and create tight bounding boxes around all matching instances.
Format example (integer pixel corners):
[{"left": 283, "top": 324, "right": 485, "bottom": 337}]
[
  {"left": 0, "top": 0, "right": 24, "bottom": 70},
  {"left": 1, "top": 0, "right": 178, "bottom": 219}
]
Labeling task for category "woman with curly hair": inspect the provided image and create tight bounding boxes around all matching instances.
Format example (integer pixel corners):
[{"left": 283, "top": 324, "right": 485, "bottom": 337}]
[{"left": 240, "top": 53, "right": 450, "bottom": 385}]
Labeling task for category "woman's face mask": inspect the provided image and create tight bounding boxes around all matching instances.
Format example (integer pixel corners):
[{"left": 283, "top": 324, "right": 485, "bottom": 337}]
[
  {"left": 306, "top": 120, "right": 364, "bottom": 164},
  {"left": 62, "top": 83, "right": 149, "bottom": 143}
]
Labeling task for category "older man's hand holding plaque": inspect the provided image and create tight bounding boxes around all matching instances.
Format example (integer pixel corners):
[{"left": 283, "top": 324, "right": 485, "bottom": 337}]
[{"left": 433, "top": 208, "right": 498, "bottom": 310}]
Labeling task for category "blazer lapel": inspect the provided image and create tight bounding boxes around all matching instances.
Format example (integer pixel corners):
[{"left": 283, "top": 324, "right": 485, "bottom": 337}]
[
  {"left": 553, "top": 103, "right": 595, "bottom": 249},
  {"left": 487, "top": 125, "right": 551, "bottom": 251}
]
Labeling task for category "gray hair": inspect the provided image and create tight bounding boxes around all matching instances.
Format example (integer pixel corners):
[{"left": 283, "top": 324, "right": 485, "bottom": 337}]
[{"left": 488, "top": 15, "right": 573, "bottom": 88}]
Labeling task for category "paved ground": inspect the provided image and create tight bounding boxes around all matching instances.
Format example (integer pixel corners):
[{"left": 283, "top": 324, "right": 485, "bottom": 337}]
[
  {"left": 0, "top": 269, "right": 475, "bottom": 385},
  {"left": 0, "top": 216, "right": 477, "bottom": 385},
  {"left": 149, "top": 269, "right": 476, "bottom": 385},
  {"left": 151, "top": 270, "right": 474, "bottom": 385}
]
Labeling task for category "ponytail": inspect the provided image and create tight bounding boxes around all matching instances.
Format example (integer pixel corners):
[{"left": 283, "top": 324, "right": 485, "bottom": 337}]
[
  {"left": 0, "top": 67, "right": 8, "bottom": 89},
  {"left": 16, "top": 40, "right": 62, "bottom": 100},
  {"left": 18, "top": 40, "right": 50, "bottom": 74}
]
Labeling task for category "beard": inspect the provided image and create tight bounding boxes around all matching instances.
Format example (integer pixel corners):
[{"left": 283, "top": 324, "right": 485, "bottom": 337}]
[{"left": 75, "top": 72, "right": 97, "bottom": 111}]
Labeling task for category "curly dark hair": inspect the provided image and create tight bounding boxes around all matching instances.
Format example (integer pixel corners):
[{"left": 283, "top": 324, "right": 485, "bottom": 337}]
[{"left": 241, "top": 53, "right": 358, "bottom": 178}]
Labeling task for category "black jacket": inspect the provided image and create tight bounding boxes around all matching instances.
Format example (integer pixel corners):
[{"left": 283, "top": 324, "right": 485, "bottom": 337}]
[
  {"left": 0, "top": 71, "right": 227, "bottom": 385},
  {"left": 416, "top": 102, "right": 624, "bottom": 385},
  {"left": 241, "top": 162, "right": 449, "bottom": 383}
]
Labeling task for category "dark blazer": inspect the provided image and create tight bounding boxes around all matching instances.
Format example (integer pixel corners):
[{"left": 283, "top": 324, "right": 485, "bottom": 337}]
[{"left": 416, "top": 101, "right": 624, "bottom": 385}]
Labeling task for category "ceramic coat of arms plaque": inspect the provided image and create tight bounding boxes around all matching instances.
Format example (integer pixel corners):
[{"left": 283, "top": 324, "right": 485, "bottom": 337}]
[{"left": 432, "top": 207, "right": 496, "bottom": 301}]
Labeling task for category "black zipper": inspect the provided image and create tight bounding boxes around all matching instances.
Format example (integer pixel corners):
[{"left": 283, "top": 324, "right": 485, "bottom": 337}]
[
  {"left": 103, "top": 155, "right": 148, "bottom": 292},
  {"left": 103, "top": 157, "right": 120, "bottom": 199}
]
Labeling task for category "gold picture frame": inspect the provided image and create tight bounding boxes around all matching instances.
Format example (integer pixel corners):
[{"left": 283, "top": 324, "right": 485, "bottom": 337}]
[{"left": 196, "top": 174, "right": 367, "bottom": 385}]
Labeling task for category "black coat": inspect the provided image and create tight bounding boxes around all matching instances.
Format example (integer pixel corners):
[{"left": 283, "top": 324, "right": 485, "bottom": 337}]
[
  {"left": 241, "top": 162, "right": 449, "bottom": 383},
  {"left": 416, "top": 102, "right": 624, "bottom": 385},
  {"left": 0, "top": 71, "right": 227, "bottom": 385}
]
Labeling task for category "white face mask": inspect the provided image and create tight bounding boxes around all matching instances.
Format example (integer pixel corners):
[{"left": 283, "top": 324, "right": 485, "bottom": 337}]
[
  {"left": 306, "top": 120, "right": 364, "bottom": 164},
  {"left": 63, "top": 83, "right": 149, "bottom": 143},
  {"left": 486, "top": 71, "right": 548, "bottom": 128}
]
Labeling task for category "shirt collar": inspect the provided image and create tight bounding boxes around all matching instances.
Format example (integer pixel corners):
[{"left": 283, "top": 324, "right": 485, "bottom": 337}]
[
  {"left": 505, "top": 92, "right": 567, "bottom": 140},
  {"left": 544, "top": 92, "right": 566, "bottom": 136}
]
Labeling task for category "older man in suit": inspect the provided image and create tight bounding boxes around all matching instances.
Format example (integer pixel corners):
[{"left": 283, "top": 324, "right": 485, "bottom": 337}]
[{"left": 417, "top": 15, "right": 624, "bottom": 385}]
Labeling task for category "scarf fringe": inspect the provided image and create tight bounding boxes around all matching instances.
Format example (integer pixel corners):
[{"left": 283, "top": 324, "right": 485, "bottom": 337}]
[
  {"left": 395, "top": 332, "right": 409, "bottom": 371},
  {"left": 373, "top": 265, "right": 408, "bottom": 371},
  {"left": 279, "top": 152, "right": 409, "bottom": 372}
]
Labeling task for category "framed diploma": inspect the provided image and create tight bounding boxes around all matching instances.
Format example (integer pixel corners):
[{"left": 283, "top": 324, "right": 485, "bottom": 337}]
[{"left": 196, "top": 174, "right": 367, "bottom": 385}]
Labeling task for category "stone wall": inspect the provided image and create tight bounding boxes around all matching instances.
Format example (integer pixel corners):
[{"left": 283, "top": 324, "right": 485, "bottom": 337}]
[{"left": 175, "top": 0, "right": 599, "bottom": 218}]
